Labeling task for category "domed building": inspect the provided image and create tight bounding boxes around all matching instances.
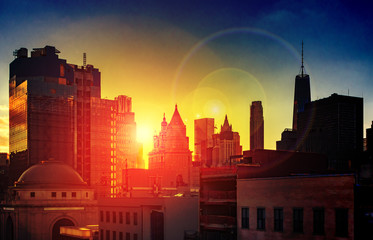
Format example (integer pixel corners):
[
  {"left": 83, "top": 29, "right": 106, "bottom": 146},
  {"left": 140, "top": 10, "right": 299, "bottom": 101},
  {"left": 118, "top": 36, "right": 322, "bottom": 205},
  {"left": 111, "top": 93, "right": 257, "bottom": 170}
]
[{"left": 0, "top": 161, "right": 97, "bottom": 240}]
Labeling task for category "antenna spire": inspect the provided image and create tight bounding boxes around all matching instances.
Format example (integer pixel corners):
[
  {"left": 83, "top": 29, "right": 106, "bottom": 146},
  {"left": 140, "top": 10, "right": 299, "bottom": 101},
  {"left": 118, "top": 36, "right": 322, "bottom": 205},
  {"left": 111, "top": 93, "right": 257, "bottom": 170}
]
[{"left": 301, "top": 41, "right": 304, "bottom": 76}]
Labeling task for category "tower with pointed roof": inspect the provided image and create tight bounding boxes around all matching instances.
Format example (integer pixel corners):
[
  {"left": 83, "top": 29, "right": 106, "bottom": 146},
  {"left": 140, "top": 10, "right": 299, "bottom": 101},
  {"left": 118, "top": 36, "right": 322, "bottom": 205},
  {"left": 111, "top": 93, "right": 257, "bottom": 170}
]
[
  {"left": 149, "top": 105, "right": 192, "bottom": 187},
  {"left": 211, "top": 115, "right": 242, "bottom": 166},
  {"left": 292, "top": 41, "right": 311, "bottom": 130}
]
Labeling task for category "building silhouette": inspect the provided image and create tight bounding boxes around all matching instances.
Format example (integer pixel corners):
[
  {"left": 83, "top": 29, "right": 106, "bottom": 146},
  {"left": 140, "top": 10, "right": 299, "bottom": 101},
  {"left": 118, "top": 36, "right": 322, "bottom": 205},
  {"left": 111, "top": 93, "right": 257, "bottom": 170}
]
[
  {"left": 297, "top": 93, "right": 363, "bottom": 170},
  {"left": 149, "top": 105, "right": 192, "bottom": 187},
  {"left": 277, "top": 42, "right": 310, "bottom": 151},
  {"left": 292, "top": 41, "right": 311, "bottom": 130},
  {"left": 211, "top": 115, "right": 242, "bottom": 167},
  {"left": 194, "top": 118, "right": 214, "bottom": 166},
  {"left": 250, "top": 101, "right": 264, "bottom": 150}
]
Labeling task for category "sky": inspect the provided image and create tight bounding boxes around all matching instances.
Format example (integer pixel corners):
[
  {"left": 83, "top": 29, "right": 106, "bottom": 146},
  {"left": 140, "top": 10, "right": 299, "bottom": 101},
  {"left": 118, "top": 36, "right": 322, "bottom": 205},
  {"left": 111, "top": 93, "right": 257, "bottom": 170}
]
[{"left": 1, "top": 0, "right": 373, "bottom": 166}]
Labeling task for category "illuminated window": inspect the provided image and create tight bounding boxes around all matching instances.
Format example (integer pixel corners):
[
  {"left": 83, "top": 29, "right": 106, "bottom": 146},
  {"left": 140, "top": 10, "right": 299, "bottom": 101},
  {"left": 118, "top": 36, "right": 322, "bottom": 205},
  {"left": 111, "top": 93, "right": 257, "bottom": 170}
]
[
  {"left": 274, "top": 208, "right": 283, "bottom": 232},
  {"left": 126, "top": 212, "right": 130, "bottom": 224},
  {"left": 62, "top": 192, "right": 67, "bottom": 198},
  {"left": 30, "top": 192, "right": 35, "bottom": 198},
  {"left": 51, "top": 192, "right": 57, "bottom": 198}
]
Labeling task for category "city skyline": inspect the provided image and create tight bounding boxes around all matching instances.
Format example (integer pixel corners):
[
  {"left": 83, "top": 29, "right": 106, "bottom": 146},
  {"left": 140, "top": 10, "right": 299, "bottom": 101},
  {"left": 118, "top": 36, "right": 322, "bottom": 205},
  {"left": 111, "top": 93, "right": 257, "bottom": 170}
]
[{"left": 1, "top": 1, "right": 373, "bottom": 167}]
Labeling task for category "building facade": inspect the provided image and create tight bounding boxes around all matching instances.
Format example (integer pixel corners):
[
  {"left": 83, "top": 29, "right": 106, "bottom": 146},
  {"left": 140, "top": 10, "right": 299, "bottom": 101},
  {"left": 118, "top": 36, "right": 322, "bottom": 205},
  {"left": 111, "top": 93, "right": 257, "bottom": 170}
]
[
  {"left": 194, "top": 118, "right": 214, "bottom": 166},
  {"left": 250, "top": 101, "right": 264, "bottom": 150},
  {"left": 0, "top": 161, "right": 97, "bottom": 240},
  {"left": 297, "top": 93, "right": 363, "bottom": 170},
  {"left": 211, "top": 115, "right": 242, "bottom": 167},
  {"left": 149, "top": 105, "right": 192, "bottom": 187}
]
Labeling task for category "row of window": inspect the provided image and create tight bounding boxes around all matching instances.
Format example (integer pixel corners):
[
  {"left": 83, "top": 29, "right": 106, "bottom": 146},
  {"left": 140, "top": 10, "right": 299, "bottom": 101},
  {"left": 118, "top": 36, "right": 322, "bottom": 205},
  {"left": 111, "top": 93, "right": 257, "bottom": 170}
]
[
  {"left": 241, "top": 207, "right": 348, "bottom": 237},
  {"left": 100, "top": 230, "right": 138, "bottom": 240},
  {"left": 101, "top": 211, "right": 138, "bottom": 225},
  {"left": 29, "top": 191, "right": 88, "bottom": 198}
]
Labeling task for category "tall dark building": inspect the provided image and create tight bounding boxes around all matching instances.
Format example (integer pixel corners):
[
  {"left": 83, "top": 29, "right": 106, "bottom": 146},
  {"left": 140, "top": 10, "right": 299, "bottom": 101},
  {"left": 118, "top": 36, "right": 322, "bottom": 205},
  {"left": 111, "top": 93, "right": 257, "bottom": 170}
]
[
  {"left": 194, "top": 118, "right": 214, "bottom": 166},
  {"left": 250, "top": 101, "right": 264, "bottom": 150},
  {"left": 292, "top": 42, "right": 311, "bottom": 130},
  {"left": 9, "top": 46, "right": 100, "bottom": 183},
  {"left": 297, "top": 93, "right": 363, "bottom": 170}
]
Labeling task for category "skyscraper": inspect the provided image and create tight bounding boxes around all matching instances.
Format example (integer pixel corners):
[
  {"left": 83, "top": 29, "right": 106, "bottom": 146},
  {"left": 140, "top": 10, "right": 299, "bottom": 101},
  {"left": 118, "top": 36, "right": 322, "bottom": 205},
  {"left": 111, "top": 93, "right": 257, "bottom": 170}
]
[
  {"left": 9, "top": 46, "right": 100, "bottom": 182},
  {"left": 250, "top": 101, "right": 264, "bottom": 150},
  {"left": 292, "top": 41, "right": 311, "bottom": 130},
  {"left": 194, "top": 118, "right": 214, "bottom": 166},
  {"left": 9, "top": 46, "right": 142, "bottom": 195}
]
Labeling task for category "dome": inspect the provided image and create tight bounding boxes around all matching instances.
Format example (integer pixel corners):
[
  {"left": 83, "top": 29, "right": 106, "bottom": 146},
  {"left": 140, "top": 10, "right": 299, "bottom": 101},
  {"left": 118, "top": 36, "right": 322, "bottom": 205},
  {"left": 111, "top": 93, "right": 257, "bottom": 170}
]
[{"left": 16, "top": 161, "right": 87, "bottom": 188}]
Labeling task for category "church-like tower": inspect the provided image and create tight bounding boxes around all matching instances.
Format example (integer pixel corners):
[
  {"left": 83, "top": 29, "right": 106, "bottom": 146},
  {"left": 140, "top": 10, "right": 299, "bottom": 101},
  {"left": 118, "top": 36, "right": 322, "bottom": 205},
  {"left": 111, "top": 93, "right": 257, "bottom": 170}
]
[
  {"left": 149, "top": 105, "right": 192, "bottom": 187},
  {"left": 292, "top": 41, "right": 311, "bottom": 130}
]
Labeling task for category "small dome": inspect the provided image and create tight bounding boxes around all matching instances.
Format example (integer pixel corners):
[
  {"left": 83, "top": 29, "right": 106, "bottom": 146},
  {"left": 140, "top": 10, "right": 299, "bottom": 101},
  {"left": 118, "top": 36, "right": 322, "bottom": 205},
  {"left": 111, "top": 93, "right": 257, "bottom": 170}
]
[{"left": 16, "top": 161, "right": 87, "bottom": 188}]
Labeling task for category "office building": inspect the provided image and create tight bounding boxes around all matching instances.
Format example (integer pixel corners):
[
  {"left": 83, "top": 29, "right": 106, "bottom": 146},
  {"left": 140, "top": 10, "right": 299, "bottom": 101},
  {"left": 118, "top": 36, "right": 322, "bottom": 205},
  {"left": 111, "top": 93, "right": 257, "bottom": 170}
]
[
  {"left": 250, "top": 101, "right": 264, "bottom": 150},
  {"left": 297, "top": 93, "right": 363, "bottom": 170},
  {"left": 194, "top": 118, "right": 214, "bottom": 166}
]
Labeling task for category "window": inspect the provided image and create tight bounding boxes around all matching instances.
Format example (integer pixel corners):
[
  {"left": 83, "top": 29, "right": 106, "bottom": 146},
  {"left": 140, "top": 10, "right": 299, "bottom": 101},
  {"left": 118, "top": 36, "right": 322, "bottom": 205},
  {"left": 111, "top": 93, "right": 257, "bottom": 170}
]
[
  {"left": 30, "top": 192, "right": 35, "bottom": 198},
  {"left": 257, "top": 208, "right": 265, "bottom": 230},
  {"left": 100, "top": 229, "right": 104, "bottom": 240},
  {"left": 134, "top": 212, "right": 138, "bottom": 225},
  {"left": 241, "top": 207, "right": 249, "bottom": 229},
  {"left": 62, "top": 192, "right": 67, "bottom": 198},
  {"left": 335, "top": 208, "right": 348, "bottom": 237},
  {"left": 106, "top": 230, "right": 110, "bottom": 240},
  {"left": 113, "top": 231, "right": 117, "bottom": 240},
  {"left": 86, "top": 192, "right": 88, "bottom": 198},
  {"left": 274, "top": 208, "right": 283, "bottom": 232},
  {"left": 126, "top": 212, "right": 130, "bottom": 224},
  {"left": 293, "top": 208, "right": 303, "bottom": 233},
  {"left": 51, "top": 192, "right": 57, "bottom": 198},
  {"left": 126, "top": 232, "right": 130, "bottom": 240},
  {"left": 100, "top": 211, "right": 104, "bottom": 222},
  {"left": 113, "top": 212, "right": 117, "bottom": 223},
  {"left": 134, "top": 233, "right": 138, "bottom": 240},
  {"left": 72, "top": 192, "right": 76, "bottom": 198},
  {"left": 313, "top": 208, "right": 325, "bottom": 235},
  {"left": 106, "top": 211, "right": 110, "bottom": 223},
  {"left": 119, "top": 212, "right": 123, "bottom": 224},
  {"left": 119, "top": 232, "right": 123, "bottom": 240}
]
